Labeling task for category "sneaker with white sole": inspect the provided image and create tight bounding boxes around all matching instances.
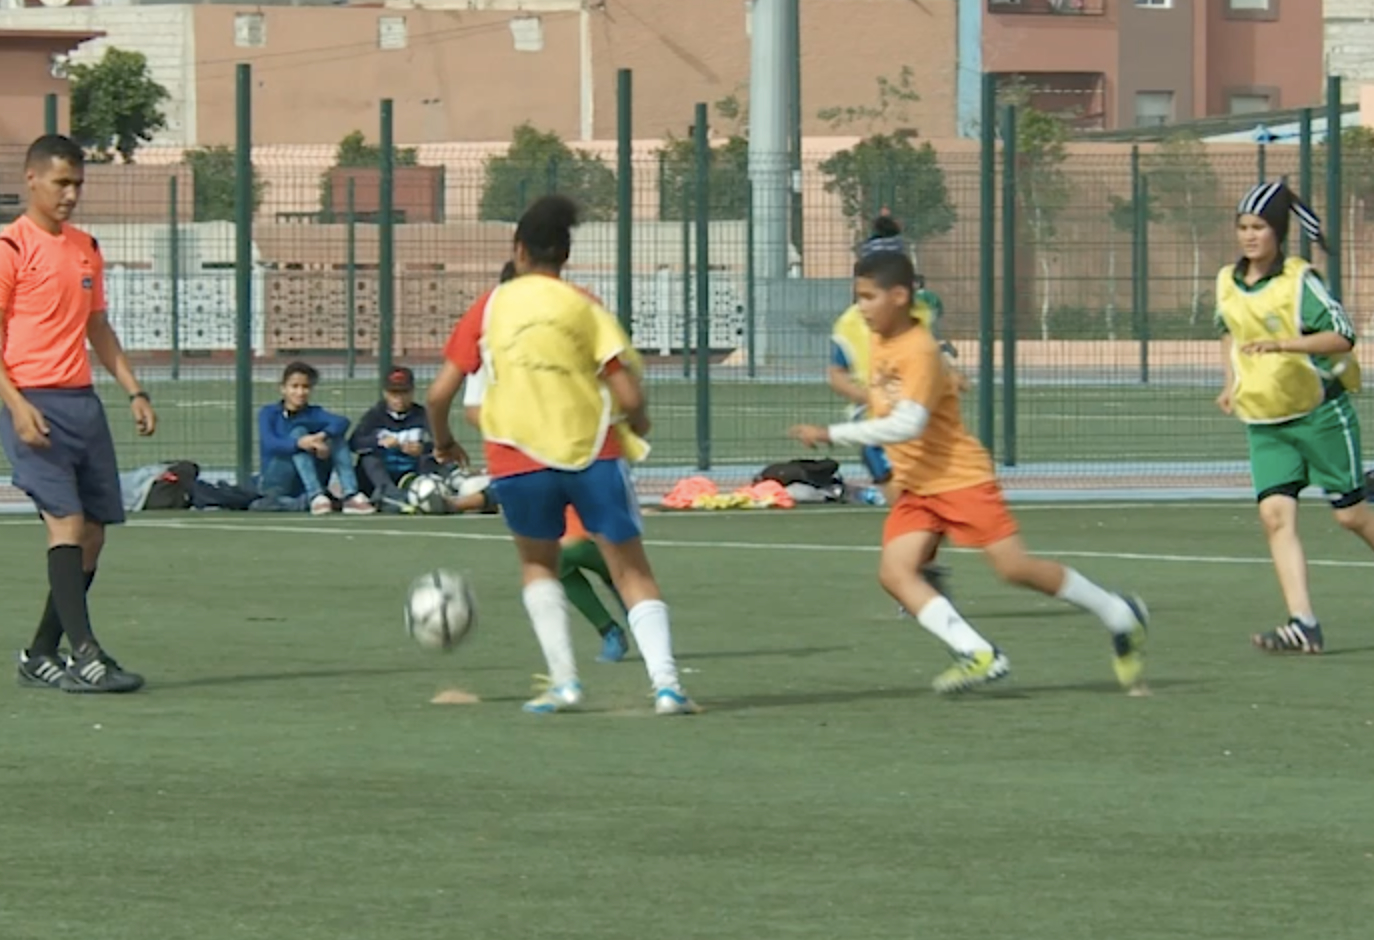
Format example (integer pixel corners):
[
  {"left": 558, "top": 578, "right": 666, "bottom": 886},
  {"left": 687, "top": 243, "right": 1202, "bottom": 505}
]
[
  {"left": 654, "top": 686, "right": 701, "bottom": 715},
  {"left": 522, "top": 677, "right": 584, "bottom": 714},
  {"left": 341, "top": 493, "right": 377, "bottom": 515},
  {"left": 60, "top": 644, "right": 145, "bottom": 694},
  {"left": 17, "top": 649, "right": 66, "bottom": 690},
  {"left": 309, "top": 494, "right": 334, "bottom": 515}
]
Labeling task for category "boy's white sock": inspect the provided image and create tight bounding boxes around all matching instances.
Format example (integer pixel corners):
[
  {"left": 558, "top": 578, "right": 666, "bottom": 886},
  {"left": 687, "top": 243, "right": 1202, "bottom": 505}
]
[
  {"left": 627, "top": 599, "right": 680, "bottom": 690},
  {"left": 915, "top": 596, "right": 995, "bottom": 656},
  {"left": 1056, "top": 568, "right": 1136, "bottom": 633},
  {"left": 522, "top": 579, "right": 577, "bottom": 686}
]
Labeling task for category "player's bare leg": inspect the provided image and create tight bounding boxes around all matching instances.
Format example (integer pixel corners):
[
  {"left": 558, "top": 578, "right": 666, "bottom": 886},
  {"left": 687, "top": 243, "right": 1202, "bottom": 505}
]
[
  {"left": 880, "top": 531, "right": 1008, "bottom": 693},
  {"left": 881, "top": 482, "right": 951, "bottom": 603},
  {"left": 1252, "top": 494, "right": 1323, "bottom": 653},
  {"left": 598, "top": 535, "right": 697, "bottom": 714},
  {"left": 982, "top": 534, "right": 1149, "bottom": 689}
]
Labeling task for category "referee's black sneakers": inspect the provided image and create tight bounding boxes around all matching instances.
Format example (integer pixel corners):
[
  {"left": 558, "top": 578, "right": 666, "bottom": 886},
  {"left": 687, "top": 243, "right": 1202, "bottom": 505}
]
[
  {"left": 60, "top": 644, "right": 144, "bottom": 693},
  {"left": 17, "top": 649, "right": 67, "bottom": 689}
]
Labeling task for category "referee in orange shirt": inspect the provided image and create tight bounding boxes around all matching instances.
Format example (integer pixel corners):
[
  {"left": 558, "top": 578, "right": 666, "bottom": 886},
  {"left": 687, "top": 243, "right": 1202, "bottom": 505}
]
[{"left": 0, "top": 135, "right": 155, "bottom": 693}]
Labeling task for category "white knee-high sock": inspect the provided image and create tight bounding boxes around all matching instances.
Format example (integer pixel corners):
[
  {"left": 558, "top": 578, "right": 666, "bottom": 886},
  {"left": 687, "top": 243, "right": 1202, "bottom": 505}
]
[
  {"left": 915, "top": 596, "right": 995, "bottom": 656},
  {"left": 627, "top": 599, "right": 680, "bottom": 690},
  {"left": 522, "top": 579, "right": 577, "bottom": 686},
  {"left": 1056, "top": 568, "right": 1136, "bottom": 633}
]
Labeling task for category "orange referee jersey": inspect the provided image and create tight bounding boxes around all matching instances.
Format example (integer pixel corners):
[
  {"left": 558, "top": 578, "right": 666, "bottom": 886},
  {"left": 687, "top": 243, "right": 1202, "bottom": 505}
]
[{"left": 0, "top": 215, "right": 104, "bottom": 389}]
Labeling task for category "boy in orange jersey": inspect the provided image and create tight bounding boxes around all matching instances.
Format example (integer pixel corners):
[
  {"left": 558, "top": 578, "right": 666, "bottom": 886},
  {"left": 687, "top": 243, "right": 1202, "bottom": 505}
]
[
  {"left": 0, "top": 135, "right": 154, "bottom": 694},
  {"left": 789, "top": 251, "right": 1149, "bottom": 694}
]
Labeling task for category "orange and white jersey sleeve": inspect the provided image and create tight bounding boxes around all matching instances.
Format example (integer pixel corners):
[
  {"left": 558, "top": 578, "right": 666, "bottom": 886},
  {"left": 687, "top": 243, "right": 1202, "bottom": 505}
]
[{"left": 827, "top": 328, "right": 942, "bottom": 448}]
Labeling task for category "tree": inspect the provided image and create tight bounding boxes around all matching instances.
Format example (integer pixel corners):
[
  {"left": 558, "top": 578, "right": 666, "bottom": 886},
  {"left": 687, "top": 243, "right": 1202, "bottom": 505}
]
[
  {"left": 68, "top": 48, "right": 169, "bottom": 164},
  {"left": 479, "top": 124, "right": 616, "bottom": 222},
  {"left": 1105, "top": 187, "right": 1160, "bottom": 340},
  {"left": 818, "top": 134, "right": 955, "bottom": 262},
  {"left": 1148, "top": 131, "right": 1221, "bottom": 324},
  {"left": 1011, "top": 104, "right": 1071, "bottom": 340},
  {"left": 319, "top": 131, "right": 418, "bottom": 217},
  {"left": 657, "top": 92, "right": 750, "bottom": 221},
  {"left": 184, "top": 146, "right": 266, "bottom": 223},
  {"left": 816, "top": 69, "right": 955, "bottom": 259}
]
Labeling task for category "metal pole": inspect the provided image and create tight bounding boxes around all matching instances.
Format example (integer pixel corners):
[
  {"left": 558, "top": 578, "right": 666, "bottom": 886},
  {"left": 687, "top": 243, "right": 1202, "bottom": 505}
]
[
  {"left": 682, "top": 184, "right": 691, "bottom": 379},
  {"left": 977, "top": 73, "right": 996, "bottom": 456},
  {"left": 346, "top": 177, "right": 357, "bottom": 379},
  {"left": 1299, "top": 108, "right": 1313, "bottom": 261},
  {"left": 169, "top": 175, "right": 181, "bottom": 381},
  {"left": 694, "top": 103, "right": 712, "bottom": 471},
  {"left": 378, "top": 99, "right": 396, "bottom": 386},
  {"left": 616, "top": 69, "right": 634, "bottom": 336},
  {"left": 1000, "top": 105, "right": 1017, "bottom": 468},
  {"left": 44, "top": 94, "right": 58, "bottom": 135},
  {"left": 746, "top": 176, "right": 757, "bottom": 378},
  {"left": 234, "top": 64, "right": 254, "bottom": 488},
  {"left": 1130, "top": 144, "right": 1142, "bottom": 354},
  {"left": 1257, "top": 143, "right": 1267, "bottom": 185},
  {"left": 786, "top": 0, "right": 803, "bottom": 268},
  {"left": 1326, "top": 75, "right": 1343, "bottom": 300},
  {"left": 748, "top": 0, "right": 790, "bottom": 367},
  {"left": 1139, "top": 173, "right": 1151, "bottom": 385}
]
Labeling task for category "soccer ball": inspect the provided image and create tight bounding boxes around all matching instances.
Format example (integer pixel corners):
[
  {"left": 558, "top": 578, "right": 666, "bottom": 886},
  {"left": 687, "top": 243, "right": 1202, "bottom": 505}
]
[
  {"left": 405, "top": 473, "right": 450, "bottom": 514},
  {"left": 404, "top": 569, "right": 476, "bottom": 651}
]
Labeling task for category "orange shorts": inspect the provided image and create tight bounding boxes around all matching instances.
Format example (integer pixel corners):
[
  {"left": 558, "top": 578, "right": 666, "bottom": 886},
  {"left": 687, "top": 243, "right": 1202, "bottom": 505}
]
[{"left": 882, "top": 481, "right": 1019, "bottom": 548}]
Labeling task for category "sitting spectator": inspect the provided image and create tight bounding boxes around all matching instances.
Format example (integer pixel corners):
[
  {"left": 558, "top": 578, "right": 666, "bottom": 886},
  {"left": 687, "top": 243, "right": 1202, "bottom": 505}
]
[
  {"left": 350, "top": 366, "right": 436, "bottom": 511},
  {"left": 257, "top": 361, "right": 375, "bottom": 515}
]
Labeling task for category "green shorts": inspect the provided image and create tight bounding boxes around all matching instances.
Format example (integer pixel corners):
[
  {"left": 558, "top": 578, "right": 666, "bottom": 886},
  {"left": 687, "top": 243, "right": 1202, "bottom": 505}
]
[{"left": 1246, "top": 395, "right": 1366, "bottom": 507}]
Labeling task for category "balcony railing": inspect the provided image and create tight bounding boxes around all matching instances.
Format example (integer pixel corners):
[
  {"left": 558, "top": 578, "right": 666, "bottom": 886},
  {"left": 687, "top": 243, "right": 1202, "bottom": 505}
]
[{"left": 987, "top": 0, "right": 1105, "bottom": 15}]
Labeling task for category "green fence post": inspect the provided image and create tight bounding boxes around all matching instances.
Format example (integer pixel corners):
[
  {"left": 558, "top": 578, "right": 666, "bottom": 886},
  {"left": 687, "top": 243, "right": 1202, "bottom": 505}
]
[
  {"left": 44, "top": 94, "right": 58, "bottom": 135},
  {"left": 787, "top": 0, "right": 803, "bottom": 268},
  {"left": 746, "top": 176, "right": 757, "bottom": 379},
  {"left": 234, "top": 63, "right": 254, "bottom": 488},
  {"left": 378, "top": 99, "right": 396, "bottom": 387},
  {"left": 1000, "top": 105, "right": 1017, "bottom": 468},
  {"left": 1257, "top": 143, "right": 1267, "bottom": 184},
  {"left": 1326, "top": 75, "right": 1343, "bottom": 301},
  {"left": 1299, "top": 108, "right": 1313, "bottom": 260},
  {"left": 1138, "top": 174, "right": 1151, "bottom": 384},
  {"left": 345, "top": 177, "right": 357, "bottom": 379},
  {"left": 682, "top": 184, "right": 691, "bottom": 378},
  {"left": 169, "top": 175, "right": 181, "bottom": 381},
  {"left": 977, "top": 73, "right": 996, "bottom": 456},
  {"left": 616, "top": 69, "right": 634, "bottom": 337},
  {"left": 693, "top": 102, "right": 711, "bottom": 471}
]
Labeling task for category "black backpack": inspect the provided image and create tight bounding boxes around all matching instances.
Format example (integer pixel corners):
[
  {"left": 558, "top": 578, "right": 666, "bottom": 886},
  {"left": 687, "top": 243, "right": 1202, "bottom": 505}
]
[
  {"left": 756, "top": 458, "right": 844, "bottom": 491},
  {"left": 143, "top": 461, "right": 200, "bottom": 510}
]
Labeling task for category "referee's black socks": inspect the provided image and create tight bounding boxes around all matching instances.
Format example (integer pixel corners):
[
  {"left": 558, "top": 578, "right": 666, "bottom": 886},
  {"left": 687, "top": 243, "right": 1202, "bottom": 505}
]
[
  {"left": 45, "top": 545, "right": 96, "bottom": 654},
  {"left": 29, "top": 564, "right": 96, "bottom": 657}
]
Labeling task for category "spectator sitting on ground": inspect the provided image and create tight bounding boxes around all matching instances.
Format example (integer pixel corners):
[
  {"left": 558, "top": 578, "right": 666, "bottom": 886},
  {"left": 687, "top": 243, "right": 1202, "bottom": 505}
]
[
  {"left": 350, "top": 365, "right": 437, "bottom": 512},
  {"left": 256, "top": 361, "right": 375, "bottom": 515}
]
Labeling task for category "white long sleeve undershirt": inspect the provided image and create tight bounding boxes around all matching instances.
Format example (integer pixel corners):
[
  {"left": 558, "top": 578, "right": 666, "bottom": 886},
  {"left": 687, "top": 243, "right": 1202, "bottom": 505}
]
[{"left": 827, "top": 400, "right": 930, "bottom": 447}]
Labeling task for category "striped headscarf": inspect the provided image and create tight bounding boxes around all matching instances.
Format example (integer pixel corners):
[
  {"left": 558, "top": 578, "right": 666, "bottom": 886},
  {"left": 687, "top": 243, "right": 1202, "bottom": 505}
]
[{"left": 1238, "top": 181, "right": 1326, "bottom": 252}]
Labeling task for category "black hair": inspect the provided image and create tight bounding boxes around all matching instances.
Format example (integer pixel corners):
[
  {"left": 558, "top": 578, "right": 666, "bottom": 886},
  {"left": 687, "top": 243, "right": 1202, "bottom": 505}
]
[
  {"left": 854, "top": 251, "right": 916, "bottom": 294},
  {"left": 870, "top": 214, "right": 902, "bottom": 239},
  {"left": 498, "top": 260, "right": 518, "bottom": 283},
  {"left": 281, "top": 361, "right": 319, "bottom": 386},
  {"left": 26, "top": 134, "right": 85, "bottom": 171},
  {"left": 514, "top": 194, "right": 580, "bottom": 269}
]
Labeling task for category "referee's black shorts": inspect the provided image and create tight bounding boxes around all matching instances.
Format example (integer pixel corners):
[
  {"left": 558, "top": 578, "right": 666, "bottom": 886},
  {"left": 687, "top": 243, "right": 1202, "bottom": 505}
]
[{"left": 0, "top": 386, "right": 125, "bottom": 524}]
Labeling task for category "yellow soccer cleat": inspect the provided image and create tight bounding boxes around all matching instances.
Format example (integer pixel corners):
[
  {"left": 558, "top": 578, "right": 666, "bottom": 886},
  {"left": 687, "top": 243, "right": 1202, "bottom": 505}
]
[
  {"left": 932, "top": 649, "right": 1011, "bottom": 694},
  {"left": 1112, "top": 595, "right": 1150, "bottom": 692}
]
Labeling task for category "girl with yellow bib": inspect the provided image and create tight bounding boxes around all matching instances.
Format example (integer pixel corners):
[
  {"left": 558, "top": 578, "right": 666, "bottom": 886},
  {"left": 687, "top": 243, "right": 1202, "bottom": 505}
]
[{"left": 1217, "top": 181, "right": 1374, "bottom": 654}]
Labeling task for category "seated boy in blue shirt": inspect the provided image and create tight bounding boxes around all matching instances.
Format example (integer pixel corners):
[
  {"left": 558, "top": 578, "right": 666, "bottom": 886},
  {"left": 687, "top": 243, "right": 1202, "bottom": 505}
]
[
  {"left": 257, "top": 361, "right": 375, "bottom": 515},
  {"left": 350, "top": 366, "right": 437, "bottom": 511}
]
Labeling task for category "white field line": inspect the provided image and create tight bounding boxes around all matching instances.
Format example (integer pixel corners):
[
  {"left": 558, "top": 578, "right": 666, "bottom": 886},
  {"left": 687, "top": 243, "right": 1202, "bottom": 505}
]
[{"left": 3, "top": 516, "right": 1368, "bottom": 570}]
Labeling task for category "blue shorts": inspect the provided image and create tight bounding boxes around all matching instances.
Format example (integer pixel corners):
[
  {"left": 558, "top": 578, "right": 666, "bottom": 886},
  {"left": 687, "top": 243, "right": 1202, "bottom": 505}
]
[
  {"left": 862, "top": 445, "right": 893, "bottom": 484},
  {"left": 0, "top": 387, "right": 126, "bottom": 524},
  {"left": 492, "top": 458, "right": 643, "bottom": 544}
]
